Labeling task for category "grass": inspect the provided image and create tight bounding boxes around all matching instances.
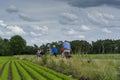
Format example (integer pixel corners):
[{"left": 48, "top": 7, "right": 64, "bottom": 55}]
[
  {"left": 19, "top": 61, "right": 47, "bottom": 80},
  {"left": 23, "top": 60, "right": 76, "bottom": 80},
  {"left": 15, "top": 61, "right": 33, "bottom": 80},
  {"left": 11, "top": 61, "right": 21, "bottom": 80},
  {"left": 15, "top": 54, "right": 120, "bottom": 80},
  {"left": 0, "top": 56, "right": 76, "bottom": 80},
  {"left": 0, "top": 61, "right": 10, "bottom": 80}
]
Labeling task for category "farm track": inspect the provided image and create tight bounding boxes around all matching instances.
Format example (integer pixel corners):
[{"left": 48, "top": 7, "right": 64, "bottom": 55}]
[{"left": 0, "top": 59, "right": 75, "bottom": 80}]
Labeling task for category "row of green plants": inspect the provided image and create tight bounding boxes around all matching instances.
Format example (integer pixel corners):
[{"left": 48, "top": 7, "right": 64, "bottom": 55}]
[
  {"left": 18, "top": 61, "right": 47, "bottom": 80},
  {"left": 22, "top": 60, "right": 75, "bottom": 80},
  {"left": 0, "top": 57, "right": 76, "bottom": 80},
  {"left": 26, "top": 54, "right": 119, "bottom": 80},
  {"left": 11, "top": 61, "right": 21, "bottom": 80},
  {"left": 0, "top": 61, "right": 6, "bottom": 70},
  {"left": 15, "top": 61, "right": 34, "bottom": 80},
  {"left": 0, "top": 61, "right": 10, "bottom": 80}
]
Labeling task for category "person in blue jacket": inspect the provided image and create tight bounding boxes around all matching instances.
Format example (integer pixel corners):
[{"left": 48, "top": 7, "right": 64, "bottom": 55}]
[
  {"left": 52, "top": 45, "right": 57, "bottom": 57},
  {"left": 62, "top": 40, "right": 71, "bottom": 58}
]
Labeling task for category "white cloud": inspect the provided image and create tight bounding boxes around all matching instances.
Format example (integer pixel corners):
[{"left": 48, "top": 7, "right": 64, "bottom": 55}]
[
  {"left": 67, "top": 28, "right": 77, "bottom": 35},
  {"left": 30, "top": 38, "right": 51, "bottom": 44},
  {"left": 0, "top": 30, "right": 4, "bottom": 35},
  {"left": 87, "top": 11, "right": 110, "bottom": 25},
  {"left": 30, "top": 32, "right": 42, "bottom": 36},
  {"left": 102, "top": 13, "right": 114, "bottom": 20},
  {"left": 0, "top": 20, "right": 26, "bottom": 35},
  {"left": 39, "top": 26, "right": 48, "bottom": 32},
  {"left": 59, "top": 13, "right": 78, "bottom": 25},
  {"left": 102, "top": 28, "right": 112, "bottom": 33},
  {"left": 81, "top": 25, "right": 91, "bottom": 31},
  {"left": 0, "top": 20, "right": 7, "bottom": 27},
  {"left": 0, "top": 30, "right": 13, "bottom": 35},
  {"left": 40, "top": 39, "right": 51, "bottom": 43},
  {"left": 30, "top": 38, "right": 41, "bottom": 43},
  {"left": 30, "top": 25, "right": 49, "bottom": 35},
  {"left": 77, "top": 35, "right": 85, "bottom": 39},
  {"left": 7, "top": 25, "right": 26, "bottom": 34},
  {"left": 61, "top": 13, "right": 78, "bottom": 21},
  {"left": 0, "top": 20, "right": 25, "bottom": 35}
]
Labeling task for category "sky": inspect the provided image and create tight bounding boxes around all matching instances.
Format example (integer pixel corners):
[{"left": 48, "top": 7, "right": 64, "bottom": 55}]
[{"left": 0, "top": 0, "right": 120, "bottom": 46}]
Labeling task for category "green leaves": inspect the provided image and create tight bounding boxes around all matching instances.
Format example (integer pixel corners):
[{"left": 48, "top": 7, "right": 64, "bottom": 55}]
[{"left": 9, "top": 35, "right": 26, "bottom": 55}]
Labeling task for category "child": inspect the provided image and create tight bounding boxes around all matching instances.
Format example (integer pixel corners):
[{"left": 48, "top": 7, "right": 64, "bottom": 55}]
[
  {"left": 61, "top": 47, "right": 64, "bottom": 58},
  {"left": 52, "top": 45, "right": 57, "bottom": 57}
]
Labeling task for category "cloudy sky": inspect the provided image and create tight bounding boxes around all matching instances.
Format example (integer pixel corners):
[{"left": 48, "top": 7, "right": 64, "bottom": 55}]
[{"left": 0, "top": 0, "right": 120, "bottom": 46}]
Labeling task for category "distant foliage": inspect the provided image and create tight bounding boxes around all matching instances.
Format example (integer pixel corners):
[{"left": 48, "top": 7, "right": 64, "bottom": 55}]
[{"left": 0, "top": 35, "right": 120, "bottom": 56}]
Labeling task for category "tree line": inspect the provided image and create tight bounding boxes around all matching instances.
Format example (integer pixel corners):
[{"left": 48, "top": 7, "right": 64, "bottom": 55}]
[{"left": 0, "top": 35, "right": 120, "bottom": 56}]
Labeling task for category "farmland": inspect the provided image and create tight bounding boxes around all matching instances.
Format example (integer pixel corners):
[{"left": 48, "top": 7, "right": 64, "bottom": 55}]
[
  {"left": 15, "top": 54, "right": 120, "bottom": 80},
  {"left": 0, "top": 57, "right": 75, "bottom": 80},
  {"left": 0, "top": 54, "right": 120, "bottom": 80}
]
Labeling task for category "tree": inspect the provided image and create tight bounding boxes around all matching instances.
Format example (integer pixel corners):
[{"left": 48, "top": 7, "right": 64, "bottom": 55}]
[
  {"left": 9, "top": 35, "right": 26, "bottom": 55},
  {"left": 0, "top": 38, "right": 11, "bottom": 56},
  {"left": 21, "top": 46, "right": 35, "bottom": 54},
  {"left": 0, "top": 37, "right": 4, "bottom": 55},
  {"left": 92, "top": 40, "right": 104, "bottom": 53},
  {"left": 71, "top": 40, "right": 81, "bottom": 53}
]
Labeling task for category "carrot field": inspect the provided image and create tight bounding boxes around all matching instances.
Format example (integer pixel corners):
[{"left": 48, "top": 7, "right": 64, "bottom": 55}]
[{"left": 0, "top": 57, "right": 75, "bottom": 80}]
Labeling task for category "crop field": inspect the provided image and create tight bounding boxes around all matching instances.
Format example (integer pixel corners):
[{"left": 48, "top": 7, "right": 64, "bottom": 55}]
[
  {"left": 0, "top": 57, "right": 75, "bottom": 80},
  {"left": 15, "top": 54, "right": 120, "bottom": 80}
]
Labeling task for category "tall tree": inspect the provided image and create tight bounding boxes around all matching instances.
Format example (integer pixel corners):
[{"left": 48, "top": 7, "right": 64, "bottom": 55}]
[{"left": 9, "top": 35, "right": 26, "bottom": 55}]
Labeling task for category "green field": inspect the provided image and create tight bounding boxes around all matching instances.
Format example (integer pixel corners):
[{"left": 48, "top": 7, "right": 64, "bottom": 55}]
[
  {"left": 15, "top": 54, "right": 120, "bottom": 80},
  {"left": 0, "top": 54, "right": 120, "bottom": 80},
  {"left": 0, "top": 57, "right": 75, "bottom": 80}
]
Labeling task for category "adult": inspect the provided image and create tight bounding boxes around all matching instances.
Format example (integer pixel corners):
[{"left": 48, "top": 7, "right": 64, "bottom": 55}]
[
  {"left": 36, "top": 50, "right": 41, "bottom": 61},
  {"left": 62, "top": 40, "right": 71, "bottom": 58}
]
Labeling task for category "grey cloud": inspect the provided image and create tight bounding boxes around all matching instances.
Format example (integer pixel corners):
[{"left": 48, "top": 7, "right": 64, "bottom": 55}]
[
  {"left": 61, "top": 27, "right": 78, "bottom": 36},
  {"left": 6, "top": 5, "right": 40, "bottom": 22},
  {"left": 60, "top": 0, "right": 120, "bottom": 8},
  {"left": 6, "top": 5, "right": 19, "bottom": 13},
  {"left": 18, "top": 13, "right": 40, "bottom": 22},
  {"left": 59, "top": 13, "right": 78, "bottom": 25},
  {"left": 59, "top": 19, "right": 76, "bottom": 25}
]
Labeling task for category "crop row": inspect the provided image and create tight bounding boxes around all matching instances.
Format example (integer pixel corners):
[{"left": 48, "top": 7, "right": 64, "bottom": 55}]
[
  {"left": 0, "top": 61, "right": 10, "bottom": 80},
  {"left": 0, "top": 60, "right": 76, "bottom": 80},
  {"left": 22, "top": 60, "right": 76, "bottom": 80}
]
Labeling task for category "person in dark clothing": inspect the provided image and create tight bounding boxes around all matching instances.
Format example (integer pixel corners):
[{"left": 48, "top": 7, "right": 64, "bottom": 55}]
[
  {"left": 40, "top": 49, "right": 45, "bottom": 56},
  {"left": 36, "top": 50, "right": 41, "bottom": 61}
]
